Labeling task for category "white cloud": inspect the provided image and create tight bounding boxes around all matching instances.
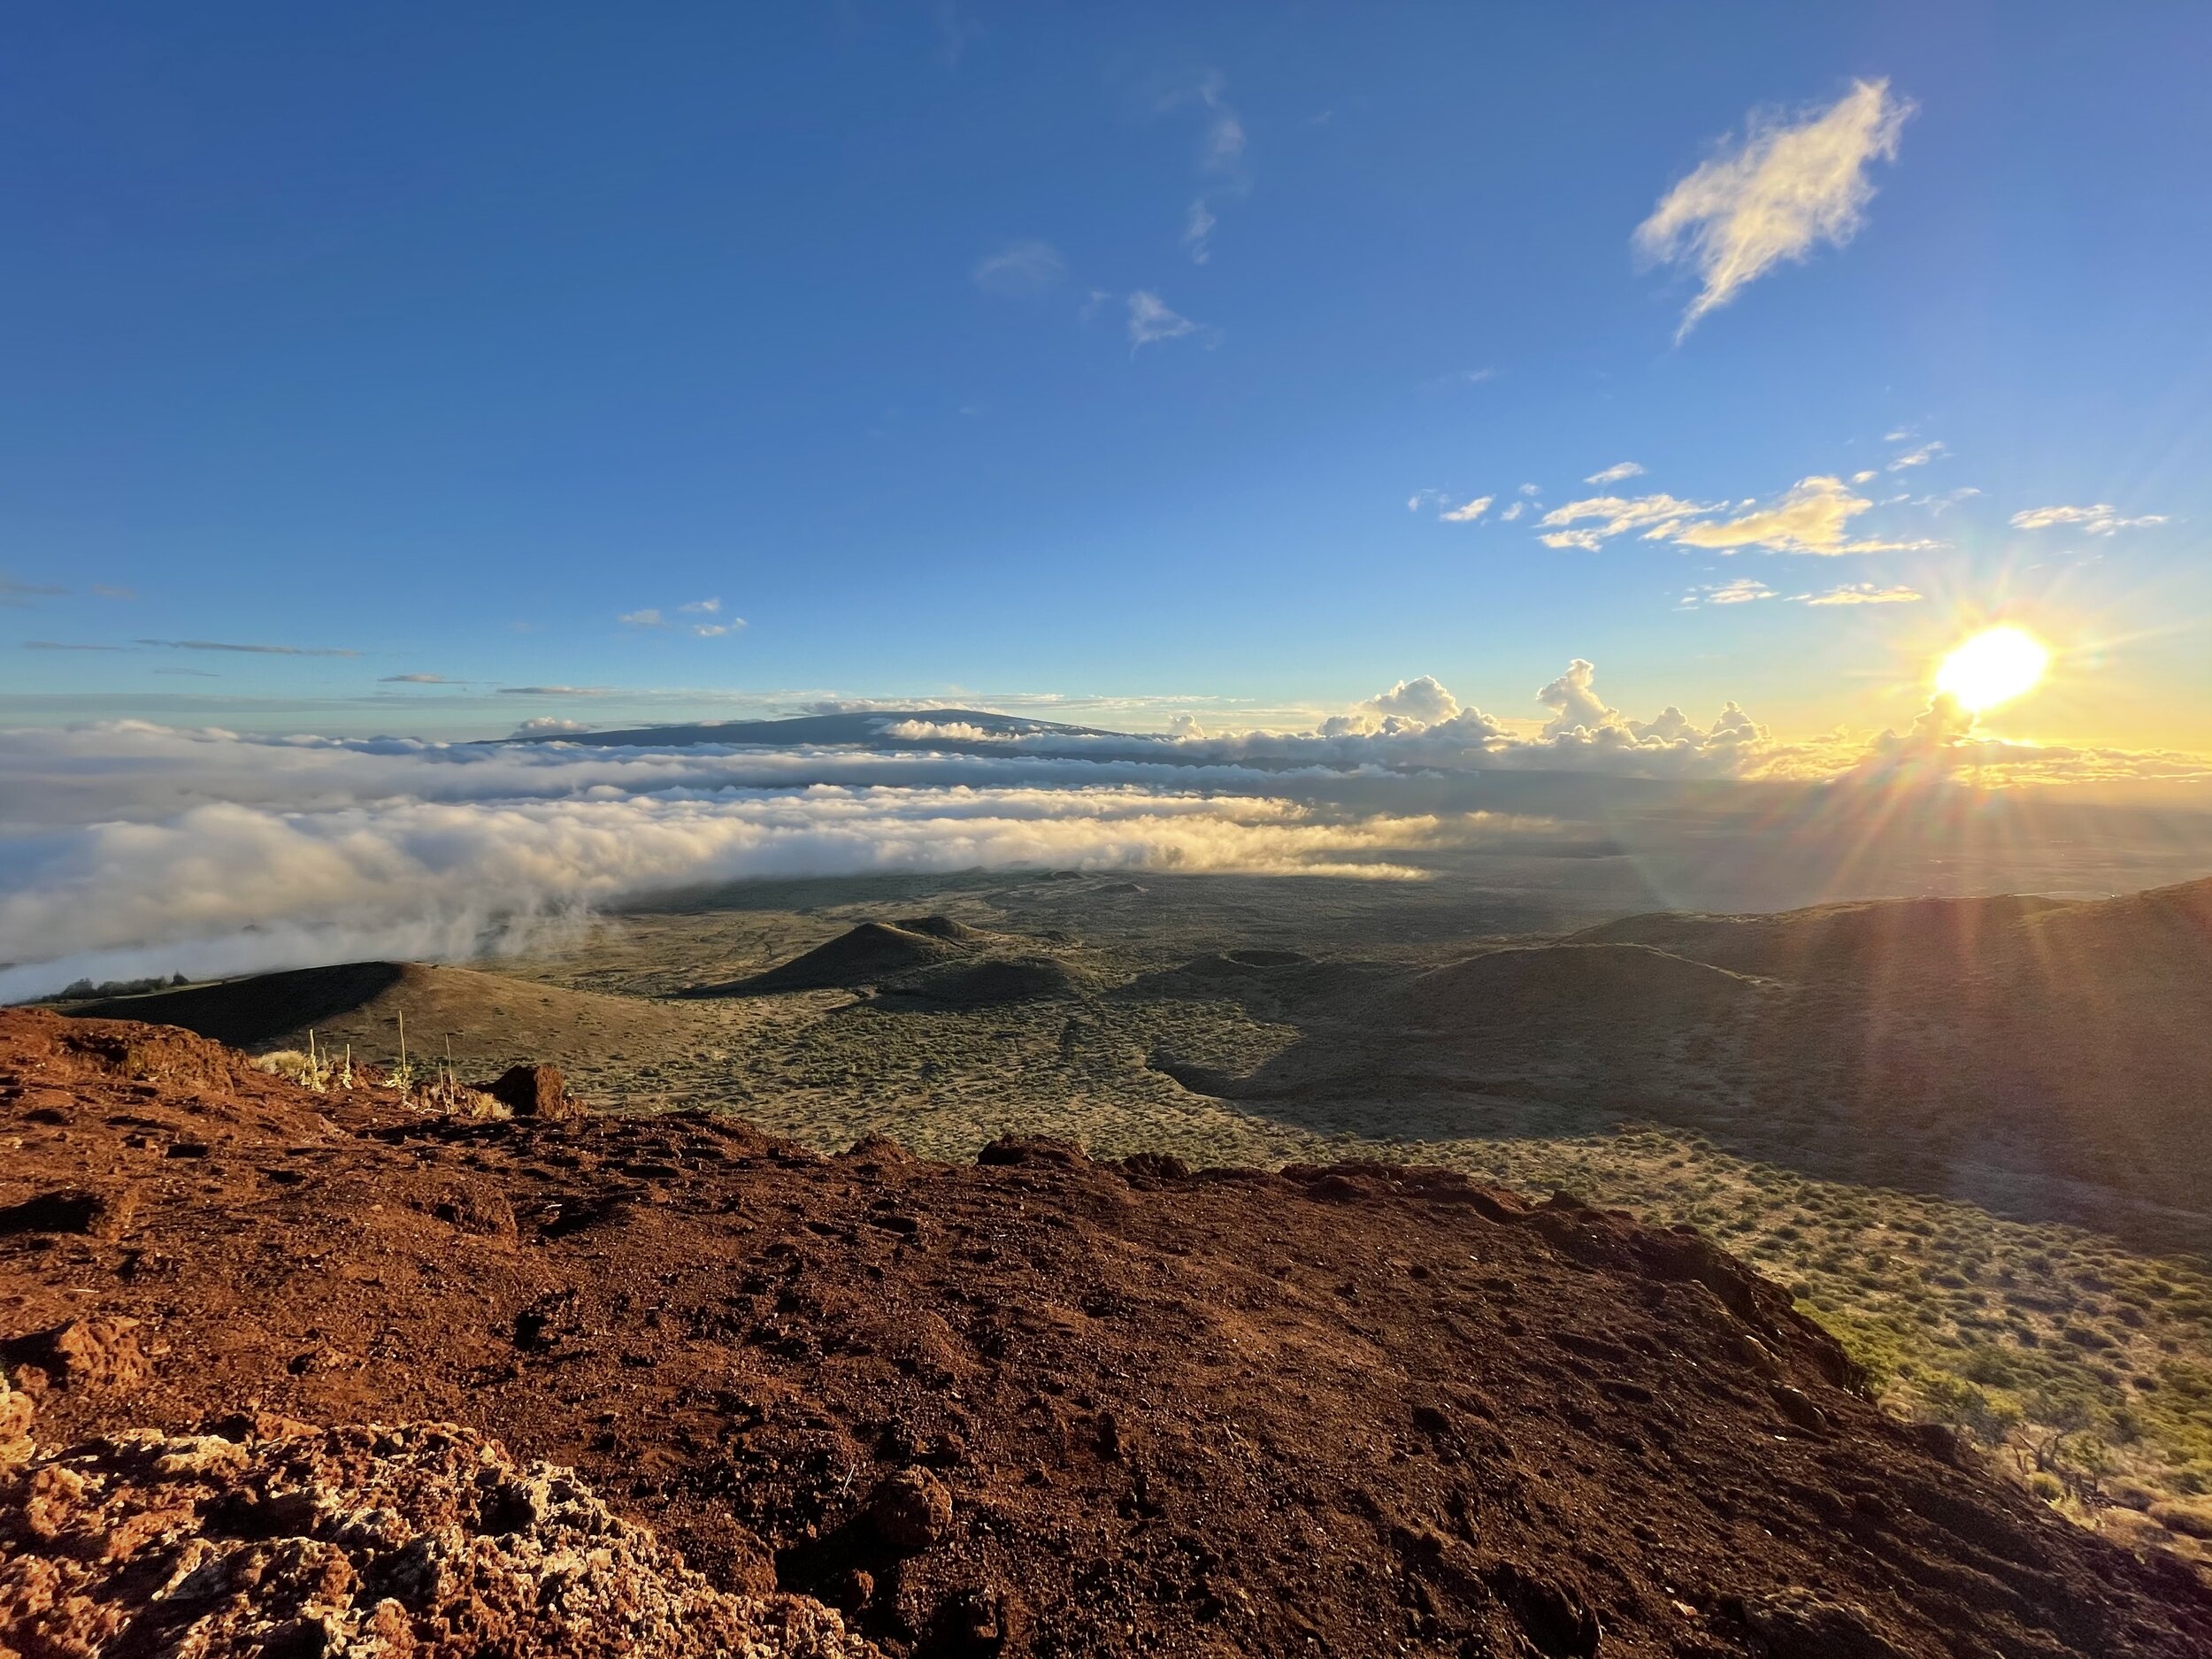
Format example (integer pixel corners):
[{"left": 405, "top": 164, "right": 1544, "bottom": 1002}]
[
  {"left": 499, "top": 685, "right": 612, "bottom": 696},
  {"left": 2010, "top": 503, "right": 2170, "bottom": 535},
  {"left": 1127, "top": 290, "right": 1203, "bottom": 348},
  {"left": 1363, "top": 675, "right": 1461, "bottom": 725},
  {"left": 1440, "top": 495, "right": 1494, "bottom": 523},
  {"left": 1669, "top": 475, "right": 1932, "bottom": 556},
  {"left": 1184, "top": 198, "right": 1216, "bottom": 264},
  {"left": 1633, "top": 78, "right": 1913, "bottom": 336},
  {"left": 1681, "top": 578, "right": 1776, "bottom": 607},
  {"left": 1539, "top": 493, "right": 1714, "bottom": 549},
  {"left": 1518, "top": 483, "right": 1540, "bottom": 496},
  {"left": 0, "top": 731, "right": 1455, "bottom": 999},
  {"left": 879, "top": 719, "right": 1003, "bottom": 742},
  {"left": 623, "top": 599, "right": 742, "bottom": 637},
  {"left": 511, "top": 717, "right": 593, "bottom": 738},
  {"left": 380, "top": 673, "right": 463, "bottom": 684},
  {"left": 1888, "top": 441, "right": 1945, "bottom": 470},
  {"left": 972, "top": 240, "right": 1066, "bottom": 296},
  {"left": 1795, "top": 582, "right": 1924, "bottom": 606},
  {"left": 1851, "top": 470, "right": 1878, "bottom": 484},
  {"left": 1500, "top": 501, "right": 1526, "bottom": 522},
  {"left": 1189, "top": 72, "right": 1246, "bottom": 173},
  {"left": 1585, "top": 461, "right": 1646, "bottom": 486}
]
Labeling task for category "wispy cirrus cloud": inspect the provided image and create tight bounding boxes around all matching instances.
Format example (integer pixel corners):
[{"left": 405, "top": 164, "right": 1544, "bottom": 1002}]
[
  {"left": 1183, "top": 198, "right": 1217, "bottom": 265},
  {"left": 1670, "top": 475, "right": 1934, "bottom": 556},
  {"left": 1796, "top": 582, "right": 1924, "bottom": 605},
  {"left": 136, "top": 637, "right": 360, "bottom": 657},
  {"left": 499, "top": 685, "right": 613, "bottom": 696},
  {"left": 2, "top": 578, "right": 70, "bottom": 607},
  {"left": 1679, "top": 578, "right": 1776, "bottom": 607},
  {"left": 1541, "top": 473, "right": 1936, "bottom": 556},
  {"left": 2010, "top": 503, "right": 2169, "bottom": 535},
  {"left": 1584, "top": 461, "right": 1645, "bottom": 486},
  {"left": 1127, "top": 290, "right": 1206, "bottom": 348},
  {"left": 1439, "top": 495, "right": 1494, "bottom": 524},
  {"left": 1634, "top": 78, "right": 1913, "bottom": 337},
  {"left": 23, "top": 640, "right": 127, "bottom": 651},
  {"left": 972, "top": 240, "right": 1066, "bottom": 296},
  {"left": 379, "top": 672, "right": 465, "bottom": 684},
  {"left": 1538, "top": 493, "right": 1715, "bottom": 550}
]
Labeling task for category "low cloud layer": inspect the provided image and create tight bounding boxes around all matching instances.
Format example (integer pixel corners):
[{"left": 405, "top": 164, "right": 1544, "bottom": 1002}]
[
  {"left": 0, "top": 741, "right": 1459, "bottom": 998},
  {"left": 5, "top": 645, "right": 2204, "bottom": 997}
]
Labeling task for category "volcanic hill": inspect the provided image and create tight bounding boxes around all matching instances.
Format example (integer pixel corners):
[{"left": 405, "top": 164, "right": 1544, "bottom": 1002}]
[
  {"left": 3, "top": 1010, "right": 2208, "bottom": 1657},
  {"left": 72, "top": 959, "right": 700, "bottom": 1071}
]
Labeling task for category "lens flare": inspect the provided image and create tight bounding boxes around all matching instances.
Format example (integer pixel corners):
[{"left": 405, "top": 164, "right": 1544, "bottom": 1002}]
[{"left": 1934, "top": 626, "right": 2049, "bottom": 714}]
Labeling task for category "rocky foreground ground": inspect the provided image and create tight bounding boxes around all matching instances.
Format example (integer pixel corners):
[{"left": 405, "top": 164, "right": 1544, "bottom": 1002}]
[{"left": 2, "top": 1010, "right": 2208, "bottom": 1658}]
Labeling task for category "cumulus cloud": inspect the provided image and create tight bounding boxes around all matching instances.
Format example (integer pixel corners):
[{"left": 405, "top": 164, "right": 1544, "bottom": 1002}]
[
  {"left": 972, "top": 240, "right": 1066, "bottom": 296},
  {"left": 879, "top": 719, "right": 1005, "bottom": 742},
  {"left": 1634, "top": 78, "right": 1912, "bottom": 337},
  {"left": 1500, "top": 501, "right": 1526, "bottom": 522},
  {"left": 1127, "top": 291, "right": 1203, "bottom": 348},
  {"left": 1440, "top": 495, "right": 1494, "bottom": 523},
  {"left": 2010, "top": 503, "right": 2169, "bottom": 535},
  {"left": 1364, "top": 676, "right": 1462, "bottom": 725},
  {"left": 1585, "top": 461, "right": 1645, "bottom": 486},
  {"left": 1796, "top": 582, "right": 1923, "bottom": 606}
]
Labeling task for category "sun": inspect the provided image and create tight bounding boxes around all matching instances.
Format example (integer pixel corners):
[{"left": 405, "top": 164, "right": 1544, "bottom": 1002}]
[{"left": 1935, "top": 626, "right": 2050, "bottom": 714}]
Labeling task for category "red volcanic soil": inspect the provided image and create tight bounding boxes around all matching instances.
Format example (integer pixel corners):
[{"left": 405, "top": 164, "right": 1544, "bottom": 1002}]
[{"left": 3, "top": 1009, "right": 2208, "bottom": 1658}]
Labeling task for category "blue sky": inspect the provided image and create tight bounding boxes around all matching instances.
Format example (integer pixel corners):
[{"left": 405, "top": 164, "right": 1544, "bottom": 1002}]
[{"left": 3, "top": 3, "right": 2208, "bottom": 751}]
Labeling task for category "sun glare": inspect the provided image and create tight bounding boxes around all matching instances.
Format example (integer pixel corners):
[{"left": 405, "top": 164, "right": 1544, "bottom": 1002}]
[{"left": 1934, "top": 626, "right": 2050, "bottom": 714}]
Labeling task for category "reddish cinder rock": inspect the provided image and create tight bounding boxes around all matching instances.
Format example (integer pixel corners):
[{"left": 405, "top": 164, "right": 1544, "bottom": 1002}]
[{"left": 4, "top": 1007, "right": 2210, "bottom": 1659}]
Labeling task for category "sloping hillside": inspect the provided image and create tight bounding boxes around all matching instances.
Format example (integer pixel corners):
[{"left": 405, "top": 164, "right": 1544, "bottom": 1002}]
[{"left": 5, "top": 1009, "right": 2210, "bottom": 1656}]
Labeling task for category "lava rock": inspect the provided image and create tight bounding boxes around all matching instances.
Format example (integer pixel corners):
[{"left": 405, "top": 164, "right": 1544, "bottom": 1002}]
[
  {"left": 866, "top": 1466, "right": 953, "bottom": 1555},
  {"left": 0, "top": 1420, "right": 877, "bottom": 1659}
]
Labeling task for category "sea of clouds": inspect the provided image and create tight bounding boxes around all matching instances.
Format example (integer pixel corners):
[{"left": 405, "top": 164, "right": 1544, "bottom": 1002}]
[{"left": 4, "top": 657, "right": 2202, "bottom": 1001}]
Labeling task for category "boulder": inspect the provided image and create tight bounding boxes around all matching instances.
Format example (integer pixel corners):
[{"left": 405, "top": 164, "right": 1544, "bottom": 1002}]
[
  {"left": 0, "top": 1420, "right": 877, "bottom": 1659},
  {"left": 486, "top": 1063, "right": 576, "bottom": 1120}
]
